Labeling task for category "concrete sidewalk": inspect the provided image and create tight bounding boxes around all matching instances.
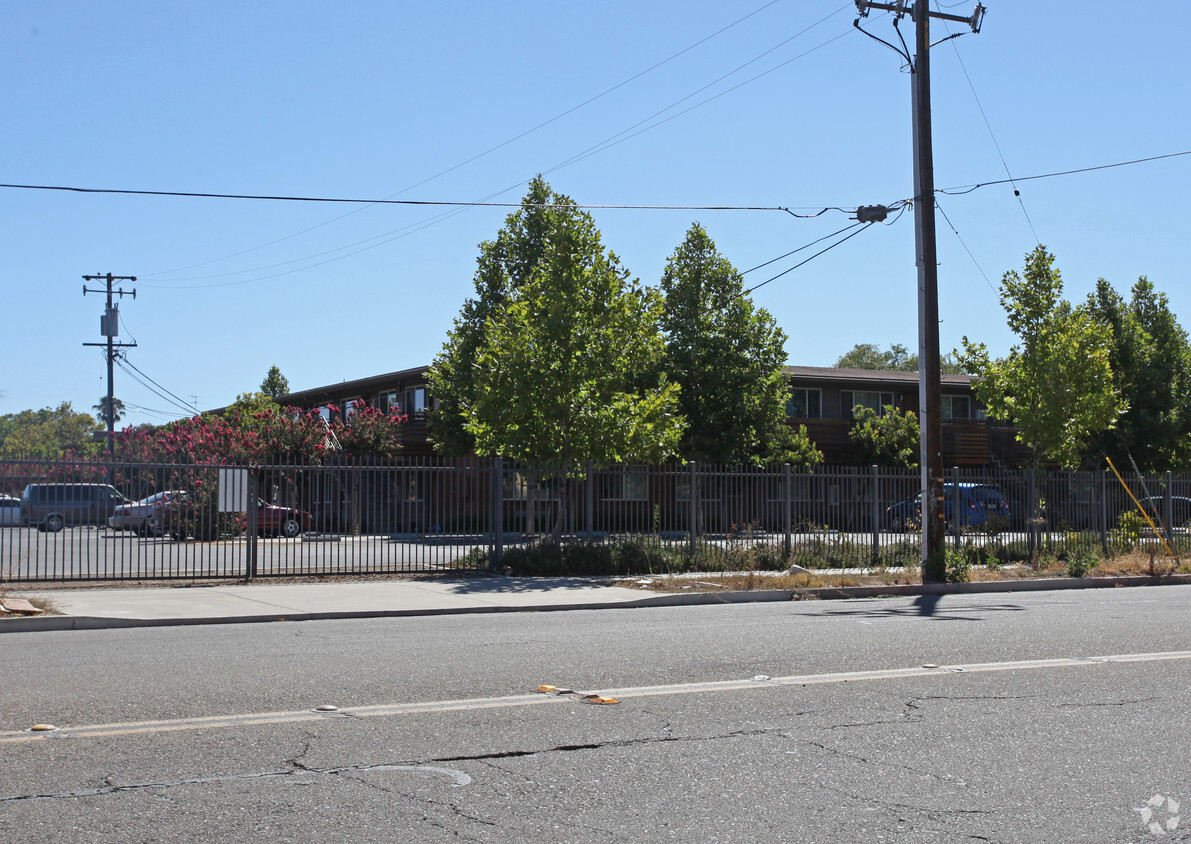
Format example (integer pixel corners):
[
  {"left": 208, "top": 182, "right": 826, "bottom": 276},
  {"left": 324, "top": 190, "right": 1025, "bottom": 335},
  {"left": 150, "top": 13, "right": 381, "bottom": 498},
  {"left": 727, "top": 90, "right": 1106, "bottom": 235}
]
[
  {"left": 2, "top": 577, "right": 688, "bottom": 632},
  {"left": 4, "top": 573, "right": 1189, "bottom": 633}
]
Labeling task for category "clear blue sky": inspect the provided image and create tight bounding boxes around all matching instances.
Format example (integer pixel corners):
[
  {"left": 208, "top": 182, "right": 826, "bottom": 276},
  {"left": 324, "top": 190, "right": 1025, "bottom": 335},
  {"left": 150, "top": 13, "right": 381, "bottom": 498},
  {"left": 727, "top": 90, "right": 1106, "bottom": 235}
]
[{"left": 3, "top": 1, "right": 1187, "bottom": 424}]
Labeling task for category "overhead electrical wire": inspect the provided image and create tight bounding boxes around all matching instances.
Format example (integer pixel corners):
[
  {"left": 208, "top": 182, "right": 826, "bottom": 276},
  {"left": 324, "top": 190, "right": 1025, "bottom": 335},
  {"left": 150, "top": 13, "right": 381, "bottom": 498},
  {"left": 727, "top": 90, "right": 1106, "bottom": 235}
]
[
  {"left": 0, "top": 183, "right": 792, "bottom": 212},
  {"left": 113, "top": 355, "right": 199, "bottom": 417},
  {"left": 102, "top": 5, "right": 861, "bottom": 289},
  {"left": 114, "top": 361, "right": 196, "bottom": 418},
  {"left": 936, "top": 149, "right": 1191, "bottom": 196},
  {"left": 537, "top": 6, "right": 855, "bottom": 178},
  {"left": 138, "top": 0, "right": 804, "bottom": 280},
  {"left": 935, "top": 199, "right": 997, "bottom": 296},
  {"left": 935, "top": 4, "right": 1040, "bottom": 243}
]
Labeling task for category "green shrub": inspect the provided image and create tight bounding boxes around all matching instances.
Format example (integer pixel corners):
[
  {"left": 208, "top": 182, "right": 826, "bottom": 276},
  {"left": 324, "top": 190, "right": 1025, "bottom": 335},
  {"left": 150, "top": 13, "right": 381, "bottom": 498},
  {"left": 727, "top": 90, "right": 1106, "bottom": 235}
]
[
  {"left": 943, "top": 547, "right": 971, "bottom": 583},
  {"left": 1066, "top": 551, "right": 1097, "bottom": 578}
]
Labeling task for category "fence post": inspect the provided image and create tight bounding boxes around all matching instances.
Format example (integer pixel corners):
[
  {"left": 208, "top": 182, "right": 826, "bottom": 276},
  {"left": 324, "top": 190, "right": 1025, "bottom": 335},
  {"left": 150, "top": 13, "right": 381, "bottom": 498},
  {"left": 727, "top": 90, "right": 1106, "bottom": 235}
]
[
  {"left": 688, "top": 460, "right": 698, "bottom": 558},
  {"left": 246, "top": 467, "right": 258, "bottom": 581},
  {"left": 1165, "top": 470, "right": 1174, "bottom": 547},
  {"left": 951, "top": 466, "right": 961, "bottom": 546},
  {"left": 1099, "top": 469, "right": 1109, "bottom": 555},
  {"left": 870, "top": 464, "right": 880, "bottom": 566},
  {"left": 491, "top": 456, "right": 504, "bottom": 570},
  {"left": 1027, "top": 467, "right": 1037, "bottom": 560},
  {"left": 783, "top": 463, "right": 792, "bottom": 559},
  {"left": 585, "top": 459, "right": 594, "bottom": 543}
]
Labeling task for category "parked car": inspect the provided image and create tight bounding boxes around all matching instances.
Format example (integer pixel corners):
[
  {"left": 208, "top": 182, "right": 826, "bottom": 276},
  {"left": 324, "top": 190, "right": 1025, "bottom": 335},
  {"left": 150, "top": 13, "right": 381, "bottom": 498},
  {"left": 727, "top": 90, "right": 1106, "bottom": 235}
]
[
  {"left": 886, "top": 483, "right": 1010, "bottom": 533},
  {"left": 0, "top": 495, "right": 21, "bottom": 526},
  {"left": 108, "top": 490, "right": 182, "bottom": 536},
  {"left": 20, "top": 483, "right": 129, "bottom": 532},
  {"left": 153, "top": 495, "right": 313, "bottom": 540}
]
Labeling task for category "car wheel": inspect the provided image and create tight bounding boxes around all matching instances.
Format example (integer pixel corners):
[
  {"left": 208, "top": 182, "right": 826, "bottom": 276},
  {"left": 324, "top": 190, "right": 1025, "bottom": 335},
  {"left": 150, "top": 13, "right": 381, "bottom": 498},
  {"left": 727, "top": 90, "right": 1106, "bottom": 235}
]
[
  {"left": 44, "top": 514, "right": 65, "bottom": 533},
  {"left": 889, "top": 515, "right": 905, "bottom": 533},
  {"left": 170, "top": 527, "right": 187, "bottom": 541},
  {"left": 279, "top": 516, "right": 302, "bottom": 538}
]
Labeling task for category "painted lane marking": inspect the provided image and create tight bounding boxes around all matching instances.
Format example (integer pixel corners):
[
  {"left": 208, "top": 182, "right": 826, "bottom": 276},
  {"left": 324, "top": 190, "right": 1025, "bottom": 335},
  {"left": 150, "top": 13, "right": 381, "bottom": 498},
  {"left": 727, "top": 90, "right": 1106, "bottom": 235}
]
[{"left": 4, "top": 650, "right": 1189, "bottom": 745}]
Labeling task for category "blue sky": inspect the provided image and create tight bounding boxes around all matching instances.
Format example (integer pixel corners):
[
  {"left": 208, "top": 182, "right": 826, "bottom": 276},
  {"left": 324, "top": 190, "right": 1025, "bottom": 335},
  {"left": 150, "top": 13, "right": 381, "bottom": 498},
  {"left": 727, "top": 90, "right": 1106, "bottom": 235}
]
[{"left": 3, "top": 1, "right": 1188, "bottom": 424}]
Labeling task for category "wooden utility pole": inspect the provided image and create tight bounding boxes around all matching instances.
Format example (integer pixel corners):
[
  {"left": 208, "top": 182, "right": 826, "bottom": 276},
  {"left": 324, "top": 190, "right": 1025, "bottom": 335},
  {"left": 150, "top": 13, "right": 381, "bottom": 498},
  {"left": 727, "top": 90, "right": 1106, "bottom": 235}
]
[
  {"left": 83, "top": 273, "right": 137, "bottom": 457},
  {"left": 854, "top": 1, "right": 985, "bottom": 579}
]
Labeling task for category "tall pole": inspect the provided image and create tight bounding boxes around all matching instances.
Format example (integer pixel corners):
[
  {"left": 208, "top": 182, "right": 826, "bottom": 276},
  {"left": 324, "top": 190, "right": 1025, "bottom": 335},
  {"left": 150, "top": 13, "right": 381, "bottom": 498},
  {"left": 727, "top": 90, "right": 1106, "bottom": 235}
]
[
  {"left": 911, "top": 3, "right": 945, "bottom": 577},
  {"left": 854, "top": 2, "right": 985, "bottom": 580},
  {"left": 83, "top": 273, "right": 137, "bottom": 457}
]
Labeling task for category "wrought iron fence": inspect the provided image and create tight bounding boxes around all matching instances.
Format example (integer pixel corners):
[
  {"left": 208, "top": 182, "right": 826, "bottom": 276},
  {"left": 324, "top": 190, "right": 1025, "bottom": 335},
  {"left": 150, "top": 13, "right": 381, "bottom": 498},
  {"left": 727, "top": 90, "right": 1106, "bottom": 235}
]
[{"left": 0, "top": 456, "right": 1186, "bottom": 582}]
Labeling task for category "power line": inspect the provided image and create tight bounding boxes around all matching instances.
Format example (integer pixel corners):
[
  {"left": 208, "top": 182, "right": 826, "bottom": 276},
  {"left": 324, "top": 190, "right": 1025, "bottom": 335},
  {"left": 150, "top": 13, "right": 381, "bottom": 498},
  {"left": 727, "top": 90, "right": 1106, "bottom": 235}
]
[
  {"left": 538, "top": 7, "right": 855, "bottom": 178},
  {"left": 741, "top": 221, "right": 868, "bottom": 275},
  {"left": 0, "top": 182, "right": 792, "bottom": 212},
  {"left": 935, "top": 199, "right": 997, "bottom": 295},
  {"left": 113, "top": 355, "right": 198, "bottom": 416},
  {"left": 745, "top": 221, "right": 879, "bottom": 293},
  {"left": 141, "top": 0, "right": 793, "bottom": 281},
  {"left": 115, "top": 6, "right": 861, "bottom": 289},
  {"left": 935, "top": 4, "right": 1039, "bottom": 243},
  {"left": 936, "top": 149, "right": 1191, "bottom": 196}
]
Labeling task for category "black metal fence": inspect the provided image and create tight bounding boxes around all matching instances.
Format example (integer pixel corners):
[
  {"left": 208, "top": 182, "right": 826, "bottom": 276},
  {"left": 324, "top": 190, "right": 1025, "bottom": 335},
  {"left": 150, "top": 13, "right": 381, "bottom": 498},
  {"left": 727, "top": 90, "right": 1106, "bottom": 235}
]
[{"left": 0, "top": 456, "right": 1186, "bottom": 583}]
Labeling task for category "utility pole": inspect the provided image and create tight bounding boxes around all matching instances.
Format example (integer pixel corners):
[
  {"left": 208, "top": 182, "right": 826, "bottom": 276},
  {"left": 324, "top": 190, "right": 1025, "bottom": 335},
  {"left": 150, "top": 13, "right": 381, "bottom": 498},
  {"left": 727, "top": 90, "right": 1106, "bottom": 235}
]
[
  {"left": 83, "top": 273, "right": 137, "bottom": 457},
  {"left": 854, "top": 1, "right": 985, "bottom": 580}
]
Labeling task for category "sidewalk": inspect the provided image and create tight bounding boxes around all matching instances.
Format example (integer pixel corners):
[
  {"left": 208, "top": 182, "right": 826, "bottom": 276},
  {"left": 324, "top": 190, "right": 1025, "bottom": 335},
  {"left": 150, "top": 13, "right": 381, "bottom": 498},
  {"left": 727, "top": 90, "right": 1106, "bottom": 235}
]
[
  {"left": 1, "top": 577, "right": 682, "bottom": 632},
  {"left": 4, "top": 573, "right": 1189, "bottom": 633}
]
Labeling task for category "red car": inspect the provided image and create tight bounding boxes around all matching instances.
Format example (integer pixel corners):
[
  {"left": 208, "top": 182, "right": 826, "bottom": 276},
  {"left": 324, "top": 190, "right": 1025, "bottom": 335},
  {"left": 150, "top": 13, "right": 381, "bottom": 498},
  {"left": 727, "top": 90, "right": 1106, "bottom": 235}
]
[{"left": 154, "top": 496, "right": 312, "bottom": 540}]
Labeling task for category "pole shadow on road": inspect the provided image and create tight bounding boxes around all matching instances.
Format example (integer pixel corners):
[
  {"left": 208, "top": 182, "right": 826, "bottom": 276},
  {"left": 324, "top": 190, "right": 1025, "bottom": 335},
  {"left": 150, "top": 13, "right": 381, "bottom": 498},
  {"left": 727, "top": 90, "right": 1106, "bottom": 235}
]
[{"left": 818, "top": 596, "right": 1026, "bottom": 622}]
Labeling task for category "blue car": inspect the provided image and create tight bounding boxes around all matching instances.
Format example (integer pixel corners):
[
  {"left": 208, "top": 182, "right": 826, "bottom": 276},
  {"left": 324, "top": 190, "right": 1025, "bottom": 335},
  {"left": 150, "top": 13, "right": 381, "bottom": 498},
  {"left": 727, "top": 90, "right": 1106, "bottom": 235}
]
[{"left": 886, "top": 483, "right": 1010, "bottom": 533}]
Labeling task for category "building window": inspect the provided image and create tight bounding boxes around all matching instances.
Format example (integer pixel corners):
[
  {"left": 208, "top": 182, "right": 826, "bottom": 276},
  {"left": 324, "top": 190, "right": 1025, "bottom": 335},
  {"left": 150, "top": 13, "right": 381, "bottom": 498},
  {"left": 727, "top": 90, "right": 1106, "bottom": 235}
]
[
  {"left": 601, "top": 466, "right": 648, "bottom": 501},
  {"left": 405, "top": 388, "right": 426, "bottom": 413},
  {"left": 842, "top": 391, "right": 894, "bottom": 418},
  {"left": 386, "top": 388, "right": 426, "bottom": 414},
  {"left": 786, "top": 388, "right": 822, "bottom": 418},
  {"left": 344, "top": 398, "right": 362, "bottom": 419},
  {"left": 942, "top": 395, "right": 971, "bottom": 421}
]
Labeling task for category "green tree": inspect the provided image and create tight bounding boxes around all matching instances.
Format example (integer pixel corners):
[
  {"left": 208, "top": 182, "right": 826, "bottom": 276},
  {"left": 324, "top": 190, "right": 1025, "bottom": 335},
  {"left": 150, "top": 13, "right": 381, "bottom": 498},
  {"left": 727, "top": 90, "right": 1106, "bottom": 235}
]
[
  {"left": 1085, "top": 277, "right": 1191, "bottom": 469},
  {"left": 659, "top": 223, "right": 814, "bottom": 464},
  {"left": 0, "top": 402, "right": 103, "bottom": 458},
  {"left": 430, "top": 177, "right": 683, "bottom": 539},
  {"left": 848, "top": 405, "right": 919, "bottom": 468},
  {"left": 92, "top": 396, "right": 126, "bottom": 426},
  {"left": 428, "top": 177, "right": 560, "bottom": 457},
  {"left": 835, "top": 342, "right": 967, "bottom": 374},
  {"left": 260, "top": 365, "right": 290, "bottom": 398},
  {"left": 960, "top": 246, "right": 1124, "bottom": 468}
]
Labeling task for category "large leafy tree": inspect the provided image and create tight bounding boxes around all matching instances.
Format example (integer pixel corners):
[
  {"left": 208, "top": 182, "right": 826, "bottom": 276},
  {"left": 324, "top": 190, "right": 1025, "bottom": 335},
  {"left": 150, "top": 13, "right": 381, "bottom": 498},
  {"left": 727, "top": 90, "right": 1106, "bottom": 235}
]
[
  {"left": 659, "top": 223, "right": 817, "bottom": 465},
  {"left": 0, "top": 402, "right": 103, "bottom": 458},
  {"left": 429, "top": 177, "right": 683, "bottom": 537},
  {"left": 428, "top": 177, "right": 559, "bottom": 457},
  {"left": 1085, "top": 277, "right": 1191, "bottom": 469},
  {"left": 961, "top": 246, "right": 1124, "bottom": 468}
]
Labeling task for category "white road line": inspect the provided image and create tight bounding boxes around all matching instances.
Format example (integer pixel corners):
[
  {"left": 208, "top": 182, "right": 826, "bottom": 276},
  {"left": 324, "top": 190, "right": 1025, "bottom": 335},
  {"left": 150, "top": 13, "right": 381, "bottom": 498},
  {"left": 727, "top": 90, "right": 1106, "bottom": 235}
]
[{"left": 4, "top": 649, "right": 1189, "bottom": 745}]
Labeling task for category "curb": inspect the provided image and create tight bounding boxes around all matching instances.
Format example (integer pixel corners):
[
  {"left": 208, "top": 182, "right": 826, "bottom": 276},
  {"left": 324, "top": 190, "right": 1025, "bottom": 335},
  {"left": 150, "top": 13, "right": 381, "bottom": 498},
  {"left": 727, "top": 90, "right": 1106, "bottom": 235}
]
[{"left": 3, "top": 575, "right": 1189, "bottom": 634}]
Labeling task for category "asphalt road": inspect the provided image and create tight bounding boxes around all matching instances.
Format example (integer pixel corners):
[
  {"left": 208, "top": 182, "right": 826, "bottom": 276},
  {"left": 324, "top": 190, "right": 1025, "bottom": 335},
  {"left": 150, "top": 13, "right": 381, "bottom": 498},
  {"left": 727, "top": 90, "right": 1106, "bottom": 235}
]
[{"left": 2, "top": 588, "right": 1190, "bottom": 842}]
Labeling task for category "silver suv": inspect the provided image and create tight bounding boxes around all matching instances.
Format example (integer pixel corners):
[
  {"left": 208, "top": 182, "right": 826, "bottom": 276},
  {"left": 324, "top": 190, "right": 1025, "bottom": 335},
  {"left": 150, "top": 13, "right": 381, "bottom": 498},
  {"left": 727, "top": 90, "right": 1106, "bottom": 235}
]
[{"left": 21, "top": 483, "right": 128, "bottom": 532}]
